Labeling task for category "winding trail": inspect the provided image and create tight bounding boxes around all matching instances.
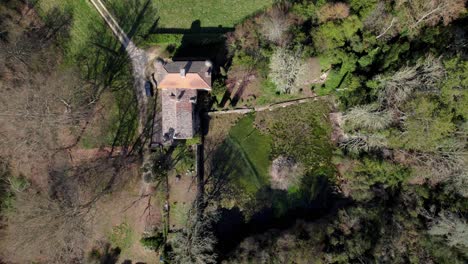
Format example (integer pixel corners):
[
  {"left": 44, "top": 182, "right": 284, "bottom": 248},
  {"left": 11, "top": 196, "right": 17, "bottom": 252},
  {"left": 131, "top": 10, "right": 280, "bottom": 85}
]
[{"left": 89, "top": 0, "right": 148, "bottom": 135}]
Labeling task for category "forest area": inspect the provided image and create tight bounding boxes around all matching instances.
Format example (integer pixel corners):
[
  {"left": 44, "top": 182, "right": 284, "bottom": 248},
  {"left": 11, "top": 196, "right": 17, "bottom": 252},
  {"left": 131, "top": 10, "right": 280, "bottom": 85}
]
[{"left": 0, "top": 0, "right": 467, "bottom": 263}]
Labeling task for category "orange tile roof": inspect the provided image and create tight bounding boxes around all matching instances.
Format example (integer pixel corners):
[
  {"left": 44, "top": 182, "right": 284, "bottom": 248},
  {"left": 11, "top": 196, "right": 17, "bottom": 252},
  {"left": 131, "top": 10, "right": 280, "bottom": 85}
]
[{"left": 158, "top": 73, "right": 211, "bottom": 90}]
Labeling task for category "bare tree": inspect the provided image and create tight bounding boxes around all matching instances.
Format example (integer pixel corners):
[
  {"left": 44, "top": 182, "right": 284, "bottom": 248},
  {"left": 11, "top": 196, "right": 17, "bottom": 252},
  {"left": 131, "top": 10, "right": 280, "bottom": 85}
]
[
  {"left": 339, "top": 133, "right": 388, "bottom": 154},
  {"left": 169, "top": 208, "right": 218, "bottom": 264},
  {"left": 395, "top": 148, "right": 466, "bottom": 185},
  {"left": 376, "top": 55, "right": 445, "bottom": 109},
  {"left": 343, "top": 104, "right": 392, "bottom": 132},
  {"left": 317, "top": 2, "right": 350, "bottom": 23},
  {"left": 259, "top": 4, "right": 293, "bottom": 46},
  {"left": 429, "top": 211, "right": 468, "bottom": 255},
  {"left": 368, "top": 0, "right": 466, "bottom": 39},
  {"left": 446, "top": 171, "right": 468, "bottom": 198},
  {"left": 0, "top": 187, "right": 90, "bottom": 263},
  {"left": 269, "top": 47, "right": 308, "bottom": 94},
  {"left": 396, "top": 0, "right": 467, "bottom": 30}
]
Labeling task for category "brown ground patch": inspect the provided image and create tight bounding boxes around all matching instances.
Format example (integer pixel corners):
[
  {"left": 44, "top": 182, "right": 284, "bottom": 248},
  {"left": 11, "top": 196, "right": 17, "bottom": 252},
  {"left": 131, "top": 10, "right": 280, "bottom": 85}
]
[
  {"left": 88, "top": 166, "right": 162, "bottom": 263},
  {"left": 335, "top": 158, "right": 357, "bottom": 197},
  {"left": 329, "top": 112, "right": 345, "bottom": 144},
  {"left": 204, "top": 113, "right": 243, "bottom": 153},
  {"left": 168, "top": 170, "right": 197, "bottom": 230}
]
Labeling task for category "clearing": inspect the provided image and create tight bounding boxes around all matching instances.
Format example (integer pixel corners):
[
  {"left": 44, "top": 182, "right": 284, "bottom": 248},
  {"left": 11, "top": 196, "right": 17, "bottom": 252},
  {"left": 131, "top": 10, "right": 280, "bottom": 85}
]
[{"left": 205, "top": 100, "right": 335, "bottom": 216}]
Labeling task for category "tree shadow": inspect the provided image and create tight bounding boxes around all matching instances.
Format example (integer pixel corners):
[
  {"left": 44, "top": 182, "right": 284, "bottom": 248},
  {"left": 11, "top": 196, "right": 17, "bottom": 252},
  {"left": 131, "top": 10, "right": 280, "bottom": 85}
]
[
  {"left": 88, "top": 242, "right": 121, "bottom": 264},
  {"left": 108, "top": 0, "right": 159, "bottom": 46},
  {"left": 99, "top": 246, "right": 121, "bottom": 264}
]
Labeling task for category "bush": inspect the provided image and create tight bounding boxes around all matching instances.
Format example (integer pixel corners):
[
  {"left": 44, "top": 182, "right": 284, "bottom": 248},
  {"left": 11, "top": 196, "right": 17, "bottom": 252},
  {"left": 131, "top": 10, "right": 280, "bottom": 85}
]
[{"left": 185, "top": 135, "right": 202, "bottom": 146}]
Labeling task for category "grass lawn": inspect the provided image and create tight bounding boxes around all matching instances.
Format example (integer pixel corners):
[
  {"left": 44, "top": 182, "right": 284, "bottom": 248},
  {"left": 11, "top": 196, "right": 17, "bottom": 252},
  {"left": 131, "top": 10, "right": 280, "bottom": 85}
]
[
  {"left": 223, "top": 114, "right": 272, "bottom": 195},
  {"left": 107, "top": 221, "right": 135, "bottom": 253},
  {"left": 79, "top": 90, "right": 138, "bottom": 149},
  {"left": 153, "top": 0, "right": 273, "bottom": 29},
  {"left": 256, "top": 79, "right": 302, "bottom": 105},
  {"left": 37, "top": 0, "right": 101, "bottom": 58}
]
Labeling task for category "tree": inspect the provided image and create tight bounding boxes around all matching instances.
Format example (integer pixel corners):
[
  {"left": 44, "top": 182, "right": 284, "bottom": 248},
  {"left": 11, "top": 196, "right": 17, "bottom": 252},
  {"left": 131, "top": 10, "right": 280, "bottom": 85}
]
[
  {"left": 429, "top": 211, "right": 468, "bottom": 255},
  {"left": 312, "top": 15, "right": 362, "bottom": 52},
  {"left": 396, "top": 0, "right": 466, "bottom": 35},
  {"left": 259, "top": 4, "right": 293, "bottom": 46},
  {"left": 317, "top": 2, "right": 350, "bottom": 23},
  {"left": 395, "top": 96, "right": 455, "bottom": 152},
  {"left": 343, "top": 104, "right": 392, "bottom": 132},
  {"left": 0, "top": 187, "right": 90, "bottom": 263},
  {"left": 376, "top": 55, "right": 445, "bottom": 109},
  {"left": 269, "top": 47, "right": 308, "bottom": 93},
  {"left": 169, "top": 209, "right": 218, "bottom": 264}
]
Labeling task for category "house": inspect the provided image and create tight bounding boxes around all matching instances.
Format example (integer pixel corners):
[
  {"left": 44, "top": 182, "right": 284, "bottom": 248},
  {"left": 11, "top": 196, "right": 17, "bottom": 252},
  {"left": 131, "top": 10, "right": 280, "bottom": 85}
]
[{"left": 153, "top": 60, "right": 212, "bottom": 144}]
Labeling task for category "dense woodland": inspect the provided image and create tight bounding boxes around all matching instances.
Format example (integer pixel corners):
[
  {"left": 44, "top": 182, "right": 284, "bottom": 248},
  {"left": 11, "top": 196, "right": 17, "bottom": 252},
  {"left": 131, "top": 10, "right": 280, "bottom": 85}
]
[
  {"left": 0, "top": 0, "right": 467, "bottom": 263},
  {"left": 220, "top": 0, "right": 468, "bottom": 263}
]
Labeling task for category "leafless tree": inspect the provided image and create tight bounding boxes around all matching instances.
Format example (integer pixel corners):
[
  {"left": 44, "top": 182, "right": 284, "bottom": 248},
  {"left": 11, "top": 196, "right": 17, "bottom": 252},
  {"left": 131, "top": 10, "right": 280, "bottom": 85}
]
[
  {"left": 259, "top": 4, "right": 293, "bottom": 46},
  {"left": 396, "top": 147, "right": 466, "bottom": 185},
  {"left": 446, "top": 171, "right": 468, "bottom": 198},
  {"left": 397, "top": 0, "right": 467, "bottom": 30},
  {"left": 269, "top": 47, "right": 308, "bottom": 94},
  {"left": 169, "top": 207, "right": 218, "bottom": 264},
  {"left": 369, "top": 0, "right": 466, "bottom": 39},
  {"left": 317, "top": 2, "right": 350, "bottom": 23},
  {"left": 343, "top": 104, "right": 392, "bottom": 132},
  {"left": 376, "top": 55, "right": 445, "bottom": 109},
  {"left": 339, "top": 133, "right": 388, "bottom": 154},
  {"left": 0, "top": 187, "right": 90, "bottom": 263},
  {"left": 429, "top": 210, "right": 468, "bottom": 255}
]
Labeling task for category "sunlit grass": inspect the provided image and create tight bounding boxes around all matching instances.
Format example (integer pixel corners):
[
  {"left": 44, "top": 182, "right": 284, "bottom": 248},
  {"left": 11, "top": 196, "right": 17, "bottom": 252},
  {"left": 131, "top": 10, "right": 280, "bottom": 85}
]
[{"left": 153, "top": 0, "right": 273, "bottom": 29}]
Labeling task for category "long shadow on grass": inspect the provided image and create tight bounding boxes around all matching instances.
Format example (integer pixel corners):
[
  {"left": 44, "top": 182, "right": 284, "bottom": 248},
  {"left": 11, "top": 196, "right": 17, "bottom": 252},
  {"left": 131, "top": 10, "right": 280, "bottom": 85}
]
[
  {"left": 172, "top": 20, "right": 232, "bottom": 67},
  {"left": 203, "top": 132, "right": 350, "bottom": 259},
  {"left": 212, "top": 174, "right": 347, "bottom": 258}
]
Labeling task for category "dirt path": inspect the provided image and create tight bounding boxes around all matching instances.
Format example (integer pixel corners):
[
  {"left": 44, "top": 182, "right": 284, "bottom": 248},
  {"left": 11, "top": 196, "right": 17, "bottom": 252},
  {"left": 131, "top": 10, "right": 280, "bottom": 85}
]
[
  {"left": 89, "top": 0, "right": 149, "bottom": 135},
  {"left": 208, "top": 95, "right": 328, "bottom": 116}
]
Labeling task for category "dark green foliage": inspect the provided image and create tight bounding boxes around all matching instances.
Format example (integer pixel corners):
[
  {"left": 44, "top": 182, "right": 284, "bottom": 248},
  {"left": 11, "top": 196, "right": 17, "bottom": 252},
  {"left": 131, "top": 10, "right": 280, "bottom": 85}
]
[
  {"left": 256, "top": 101, "right": 333, "bottom": 172},
  {"left": 222, "top": 1, "right": 468, "bottom": 263},
  {"left": 0, "top": 161, "right": 13, "bottom": 215},
  {"left": 140, "top": 232, "right": 165, "bottom": 251}
]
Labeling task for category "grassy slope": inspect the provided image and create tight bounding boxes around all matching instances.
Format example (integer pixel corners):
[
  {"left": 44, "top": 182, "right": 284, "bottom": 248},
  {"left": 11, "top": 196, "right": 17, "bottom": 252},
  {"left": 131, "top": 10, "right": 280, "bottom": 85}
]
[
  {"left": 37, "top": 0, "right": 101, "bottom": 58},
  {"left": 226, "top": 115, "right": 272, "bottom": 195},
  {"left": 153, "top": 0, "right": 273, "bottom": 28}
]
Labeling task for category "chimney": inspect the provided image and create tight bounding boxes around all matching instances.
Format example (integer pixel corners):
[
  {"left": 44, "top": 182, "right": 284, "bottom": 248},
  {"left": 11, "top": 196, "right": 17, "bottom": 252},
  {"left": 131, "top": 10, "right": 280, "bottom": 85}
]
[
  {"left": 180, "top": 68, "right": 186, "bottom": 78},
  {"left": 205, "top": 60, "right": 212, "bottom": 78},
  {"left": 205, "top": 68, "right": 211, "bottom": 78}
]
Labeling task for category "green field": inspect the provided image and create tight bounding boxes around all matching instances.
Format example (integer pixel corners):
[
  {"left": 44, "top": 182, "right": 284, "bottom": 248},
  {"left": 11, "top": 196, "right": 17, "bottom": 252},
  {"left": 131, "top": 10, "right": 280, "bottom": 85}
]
[
  {"left": 153, "top": 0, "right": 273, "bottom": 29},
  {"left": 37, "top": 0, "right": 101, "bottom": 57},
  {"left": 216, "top": 115, "right": 272, "bottom": 196}
]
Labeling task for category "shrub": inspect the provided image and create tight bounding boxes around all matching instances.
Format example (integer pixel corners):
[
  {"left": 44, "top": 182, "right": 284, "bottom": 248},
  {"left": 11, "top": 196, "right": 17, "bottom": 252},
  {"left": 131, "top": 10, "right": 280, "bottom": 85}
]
[{"left": 186, "top": 135, "right": 202, "bottom": 146}]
